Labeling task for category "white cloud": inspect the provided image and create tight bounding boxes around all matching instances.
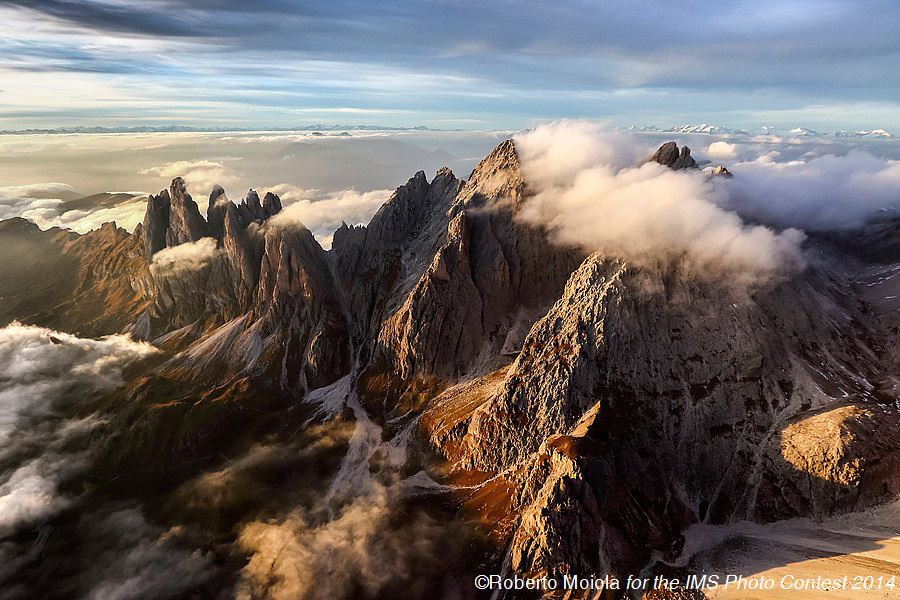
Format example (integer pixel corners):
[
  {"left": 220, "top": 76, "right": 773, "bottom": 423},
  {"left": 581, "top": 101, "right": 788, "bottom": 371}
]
[
  {"left": 514, "top": 121, "right": 806, "bottom": 285},
  {"left": 33, "top": 200, "right": 146, "bottom": 234},
  {"left": 0, "top": 182, "right": 75, "bottom": 199},
  {"left": 753, "top": 150, "right": 782, "bottom": 164},
  {"left": 269, "top": 187, "right": 391, "bottom": 249},
  {"left": 0, "top": 323, "right": 220, "bottom": 597},
  {"left": 0, "top": 193, "right": 148, "bottom": 234},
  {"left": 0, "top": 323, "right": 157, "bottom": 535},
  {"left": 150, "top": 237, "right": 220, "bottom": 276},
  {"left": 707, "top": 141, "right": 737, "bottom": 160},
  {"left": 727, "top": 150, "right": 900, "bottom": 230},
  {"left": 80, "top": 510, "right": 214, "bottom": 600},
  {"left": 140, "top": 159, "right": 240, "bottom": 195},
  {"left": 514, "top": 119, "right": 647, "bottom": 186},
  {"left": 0, "top": 196, "right": 61, "bottom": 221}
]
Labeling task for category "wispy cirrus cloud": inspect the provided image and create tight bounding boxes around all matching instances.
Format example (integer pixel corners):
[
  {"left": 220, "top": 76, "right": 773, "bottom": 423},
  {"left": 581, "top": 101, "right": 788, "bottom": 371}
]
[{"left": 0, "top": 0, "right": 898, "bottom": 130}]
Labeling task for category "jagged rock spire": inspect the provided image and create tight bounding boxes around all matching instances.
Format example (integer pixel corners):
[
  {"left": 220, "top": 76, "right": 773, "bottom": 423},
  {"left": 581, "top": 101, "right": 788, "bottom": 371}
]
[
  {"left": 235, "top": 189, "right": 281, "bottom": 224},
  {"left": 142, "top": 189, "right": 170, "bottom": 259},
  {"left": 649, "top": 141, "right": 698, "bottom": 170},
  {"left": 165, "top": 176, "right": 208, "bottom": 247},
  {"left": 263, "top": 192, "right": 282, "bottom": 218},
  {"left": 207, "top": 185, "right": 228, "bottom": 242},
  {"left": 142, "top": 179, "right": 284, "bottom": 258}
]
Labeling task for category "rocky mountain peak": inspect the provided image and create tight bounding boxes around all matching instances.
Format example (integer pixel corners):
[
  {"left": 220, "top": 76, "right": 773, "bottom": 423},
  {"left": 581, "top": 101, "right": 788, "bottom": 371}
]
[
  {"left": 650, "top": 141, "right": 699, "bottom": 170},
  {"left": 246, "top": 189, "right": 262, "bottom": 214},
  {"left": 372, "top": 139, "right": 584, "bottom": 379},
  {"left": 234, "top": 188, "right": 282, "bottom": 224},
  {"left": 165, "top": 177, "right": 208, "bottom": 247},
  {"left": 252, "top": 222, "right": 350, "bottom": 391},
  {"left": 141, "top": 189, "right": 171, "bottom": 259},
  {"left": 170, "top": 176, "right": 187, "bottom": 200},
  {"left": 133, "top": 176, "right": 291, "bottom": 337},
  {"left": 330, "top": 167, "right": 463, "bottom": 348},
  {"left": 262, "top": 192, "right": 283, "bottom": 218},
  {"left": 458, "top": 138, "right": 524, "bottom": 206},
  {"left": 207, "top": 185, "right": 229, "bottom": 242},
  {"left": 710, "top": 164, "right": 734, "bottom": 178},
  {"left": 362, "top": 170, "right": 441, "bottom": 247}
]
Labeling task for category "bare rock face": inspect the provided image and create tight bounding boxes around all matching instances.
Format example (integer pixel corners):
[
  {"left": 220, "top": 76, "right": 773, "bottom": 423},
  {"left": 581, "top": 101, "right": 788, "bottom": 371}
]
[
  {"left": 376, "top": 140, "right": 583, "bottom": 379},
  {"left": 650, "top": 141, "right": 679, "bottom": 166},
  {"left": 458, "top": 255, "right": 627, "bottom": 471},
  {"left": 237, "top": 189, "right": 263, "bottom": 223},
  {"left": 165, "top": 177, "right": 208, "bottom": 246},
  {"left": 380, "top": 212, "right": 484, "bottom": 377},
  {"left": 650, "top": 141, "right": 699, "bottom": 170},
  {"left": 427, "top": 243, "right": 899, "bottom": 578},
  {"left": 231, "top": 189, "right": 282, "bottom": 225},
  {"left": 332, "top": 168, "right": 463, "bottom": 349},
  {"left": 141, "top": 188, "right": 347, "bottom": 393},
  {"left": 253, "top": 224, "right": 350, "bottom": 391},
  {"left": 206, "top": 185, "right": 228, "bottom": 242},
  {"left": 161, "top": 221, "right": 350, "bottom": 394},
  {"left": 136, "top": 181, "right": 279, "bottom": 338},
  {"left": 671, "top": 145, "right": 698, "bottom": 169},
  {"left": 142, "top": 178, "right": 209, "bottom": 259},
  {"left": 222, "top": 202, "right": 264, "bottom": 309},
  {"left": 459, "top": 138, "right": 523, "bottom": 204},
  {"left": 142, "top": 190, "right": 170, "bottom": 259},
  {"left": 756, "top": 402, "right": 900, "bottom": 520},
  {"left": 262, "top": 192, "right": 282, "bottom": 218},
  {"left": 59, "top": 222, "right": 151, "bottom": 335},
  {"left": 0, "top": 218, "right": 148, "bottom": 336}
]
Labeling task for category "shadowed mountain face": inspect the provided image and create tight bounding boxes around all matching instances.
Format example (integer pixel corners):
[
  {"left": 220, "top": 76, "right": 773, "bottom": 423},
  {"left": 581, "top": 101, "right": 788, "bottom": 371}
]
[{"left": 0, "top": 141, "right": 898, "bottom": 599}]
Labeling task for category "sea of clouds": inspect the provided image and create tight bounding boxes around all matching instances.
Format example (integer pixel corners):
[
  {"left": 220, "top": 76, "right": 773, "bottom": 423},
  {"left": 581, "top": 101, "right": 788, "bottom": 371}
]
[{"left": 0, "top": 324, "right": 219, "bottom": 600}]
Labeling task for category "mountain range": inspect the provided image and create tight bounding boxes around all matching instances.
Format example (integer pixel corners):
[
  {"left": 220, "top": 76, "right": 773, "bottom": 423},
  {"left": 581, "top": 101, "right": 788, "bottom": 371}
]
[
  {"left": 628, "top": 124, "right": 893, "bottom": 138},
  {"left": 1, "top": 124, "right": 893, "bottom": 139},
  {"left": 0, "top": 139, "right": 898, "bottom": 599}
]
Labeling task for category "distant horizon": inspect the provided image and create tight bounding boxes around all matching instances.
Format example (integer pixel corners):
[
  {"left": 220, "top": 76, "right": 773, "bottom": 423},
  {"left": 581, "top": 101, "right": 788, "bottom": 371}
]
[{"left": 0, "top": 121, "right": 894, "bottom": 136}]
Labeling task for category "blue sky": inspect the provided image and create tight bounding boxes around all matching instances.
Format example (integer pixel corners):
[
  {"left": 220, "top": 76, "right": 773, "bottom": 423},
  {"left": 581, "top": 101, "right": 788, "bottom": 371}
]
[{"left": 2, "top": 0, "right": 899, "bottom": 131}]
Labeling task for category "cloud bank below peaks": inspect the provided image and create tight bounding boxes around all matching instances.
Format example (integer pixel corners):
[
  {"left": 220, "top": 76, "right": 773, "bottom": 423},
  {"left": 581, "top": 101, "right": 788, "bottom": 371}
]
[
  {"left": 0, "top": 323, "right": 157, "bottom": 535},
  {"left": 726, "top": 150, "right": 900, "bottom": 231},
  {"left": 269, "top": 187, "right": 391, "bottom": 249},
  {"left": 514, "top": 121, "right": 806, "bottom": 284}
]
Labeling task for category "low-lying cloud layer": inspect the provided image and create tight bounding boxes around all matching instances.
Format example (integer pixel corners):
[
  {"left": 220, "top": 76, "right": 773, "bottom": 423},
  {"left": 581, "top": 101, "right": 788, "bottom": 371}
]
[
  {"left": 0, "top": 131, "right": 508, "bottom": 241},
  {"left": 0, "top": 184, "right": 147, "bottom": 233},
  {"left": 514, "top": 122, "right": 807, "bottom": 282},
  {"left": 515, "top": 121, "right": 900, "bottom": 283},
  {"left": 0, "top": 324, "right": 223, "bottom": 599},
  {"left": 0, "top": 323, "right": 157, "bottom": 534},
  {"left": 726, "top": 150, "right": 900, "bottom": 230},
  {"left": 149, "top": 237, "right": 220, "bottom": 276},
  {"left": 270, "top": 188, "right": 391, "bottom": 248},
  {"left": 140, "top": 160, "right": 240, "bottom": 194}
]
